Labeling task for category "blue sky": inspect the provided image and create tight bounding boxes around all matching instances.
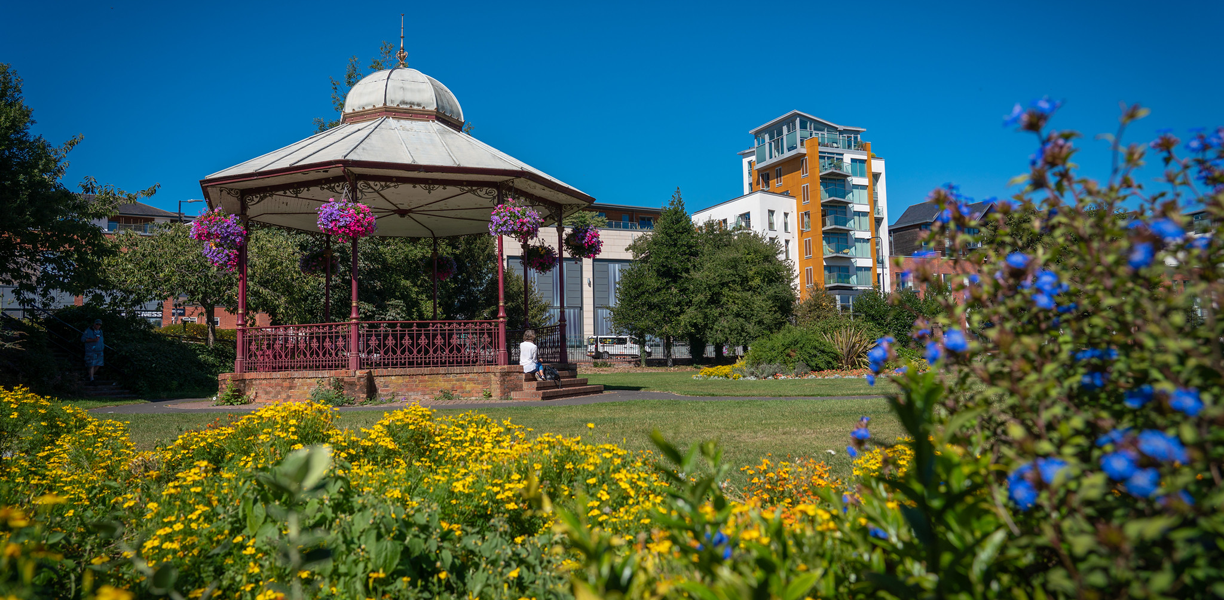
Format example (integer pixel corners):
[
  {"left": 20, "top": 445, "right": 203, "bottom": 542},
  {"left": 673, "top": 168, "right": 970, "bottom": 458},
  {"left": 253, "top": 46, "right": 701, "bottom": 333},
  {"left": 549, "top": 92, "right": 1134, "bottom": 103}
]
[{"left": 4, "top": 0, "right": 1221, "bottom": 219}]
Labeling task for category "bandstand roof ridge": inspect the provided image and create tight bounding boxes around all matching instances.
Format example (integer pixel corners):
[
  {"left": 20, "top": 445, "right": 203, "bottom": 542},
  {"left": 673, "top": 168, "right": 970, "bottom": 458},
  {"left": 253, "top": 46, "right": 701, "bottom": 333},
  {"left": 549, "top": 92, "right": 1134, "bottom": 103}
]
[{"left": 200, "top": 65, "right": 595, "bottom": 239}]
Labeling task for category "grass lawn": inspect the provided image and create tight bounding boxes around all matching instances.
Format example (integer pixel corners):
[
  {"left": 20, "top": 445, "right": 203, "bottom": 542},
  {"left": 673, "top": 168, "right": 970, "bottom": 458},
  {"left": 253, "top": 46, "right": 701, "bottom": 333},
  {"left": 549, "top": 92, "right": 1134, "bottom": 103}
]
[
  {"left": 582, "top": 371, "right": 894, "bottom": 397},
  {"left": 97, "top": 397, "right": 900, "bottom": 481}
]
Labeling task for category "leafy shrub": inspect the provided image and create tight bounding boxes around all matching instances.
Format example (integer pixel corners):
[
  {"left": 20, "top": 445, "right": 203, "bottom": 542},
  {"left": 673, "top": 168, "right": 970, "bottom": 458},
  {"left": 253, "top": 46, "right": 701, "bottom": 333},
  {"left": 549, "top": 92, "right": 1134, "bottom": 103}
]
[
  {"left": 308, "top": 377, "right": 353, "bottom": 406},
  {"left": 155, "top": 323, "right": 237, "bottom": 342},
  {"left": 821, "top": 326, "right": 873, "bottom": 369},
  {"left": 210, "top": 381, "right": 250, "bottom": 406},
  {"left": 744, "top": 325, "right": 838, "bottom": 370},
  {"left": 791, "top": 361, "right": 810, "bottom": 376}
]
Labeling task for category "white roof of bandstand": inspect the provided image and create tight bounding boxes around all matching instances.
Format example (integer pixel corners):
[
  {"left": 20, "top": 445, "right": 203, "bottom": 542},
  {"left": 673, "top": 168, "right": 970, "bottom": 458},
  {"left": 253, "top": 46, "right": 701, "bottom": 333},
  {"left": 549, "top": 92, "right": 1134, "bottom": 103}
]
[{"left": 200, "top": 67, "right": 594, "bottom": 238}]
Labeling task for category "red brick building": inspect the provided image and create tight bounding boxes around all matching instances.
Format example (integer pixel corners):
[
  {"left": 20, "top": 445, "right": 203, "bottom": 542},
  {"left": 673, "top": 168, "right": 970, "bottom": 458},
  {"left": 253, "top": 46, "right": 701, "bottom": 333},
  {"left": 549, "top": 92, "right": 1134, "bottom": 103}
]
[{"left": 889, "top": 200, "right": 995, "bottom": 296}]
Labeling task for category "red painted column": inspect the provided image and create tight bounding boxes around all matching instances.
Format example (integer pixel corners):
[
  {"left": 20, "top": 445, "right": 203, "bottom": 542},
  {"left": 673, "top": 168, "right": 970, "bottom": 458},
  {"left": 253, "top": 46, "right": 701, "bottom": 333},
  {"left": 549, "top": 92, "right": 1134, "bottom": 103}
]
[
  {"left": 556, "top": 215, "right": 567, "bottom": 365},
  {"left": 497, "top": 234, "right": 508, "bottom": 366},
  {"left": 432, "top": 236, "right": 439, "bottom": 320},
  {"left": 235, "top": 197, "right": 248, "bottom": 374},
  {"left": 522, "top": 241, "right": 529, "bottom": 328},
  {"left": 324, "top": 235, "right": 332, "bottom": 323},
  {"left": 348, "top": 236, "right": 359, "bottom": 371}
]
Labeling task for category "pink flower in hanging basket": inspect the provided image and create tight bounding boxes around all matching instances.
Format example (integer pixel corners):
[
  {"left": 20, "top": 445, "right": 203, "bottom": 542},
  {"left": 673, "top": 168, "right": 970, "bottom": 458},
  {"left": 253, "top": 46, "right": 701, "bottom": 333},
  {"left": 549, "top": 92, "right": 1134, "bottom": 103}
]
[
  {"left": 488, "top": 198, "right": 543, "bottom": 243},
  {"left": 523, "top": 244, "right": 557, "bottom": 273},
  {"left": 190, "top": 207, "right": 246, "bottom": 271},
  {"left": 317, "top": 198, "right": 377, "bottom": 240},
  {"left": 564, "top": 225, "right": 603, "bottom": 259}
]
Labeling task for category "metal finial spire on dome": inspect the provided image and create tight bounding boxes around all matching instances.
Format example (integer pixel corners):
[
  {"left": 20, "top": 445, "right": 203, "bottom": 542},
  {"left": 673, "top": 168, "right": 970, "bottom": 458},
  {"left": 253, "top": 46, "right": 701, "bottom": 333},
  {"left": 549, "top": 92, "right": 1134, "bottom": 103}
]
[{"left": 396, "top": 14, "right": 408, "bottom": 67}]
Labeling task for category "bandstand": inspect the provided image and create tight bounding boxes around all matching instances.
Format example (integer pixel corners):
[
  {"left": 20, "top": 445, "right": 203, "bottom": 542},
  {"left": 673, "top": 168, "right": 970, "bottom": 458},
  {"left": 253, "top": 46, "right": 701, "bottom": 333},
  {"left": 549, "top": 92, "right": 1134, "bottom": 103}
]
[{"left": 199, "top": 53, "right": 602, "bottom": 402}]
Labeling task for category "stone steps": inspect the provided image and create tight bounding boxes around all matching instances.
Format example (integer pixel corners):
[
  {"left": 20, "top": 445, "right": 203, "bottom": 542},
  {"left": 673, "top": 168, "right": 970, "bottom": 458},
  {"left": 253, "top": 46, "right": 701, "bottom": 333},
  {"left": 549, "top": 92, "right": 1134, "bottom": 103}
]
[
  {"left": 512, "top": 365, "right": 602, "bottom": 400},
  {"left": 511, "top": 385, "right": 604, "bottom": 401}
]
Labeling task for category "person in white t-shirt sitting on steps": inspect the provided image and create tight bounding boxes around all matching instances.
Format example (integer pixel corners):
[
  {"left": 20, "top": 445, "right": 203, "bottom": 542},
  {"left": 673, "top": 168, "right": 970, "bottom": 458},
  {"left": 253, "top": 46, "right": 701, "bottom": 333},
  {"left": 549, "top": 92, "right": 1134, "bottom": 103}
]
[{"left": 520, "top": 330, "right": 544, "bottom": 381}]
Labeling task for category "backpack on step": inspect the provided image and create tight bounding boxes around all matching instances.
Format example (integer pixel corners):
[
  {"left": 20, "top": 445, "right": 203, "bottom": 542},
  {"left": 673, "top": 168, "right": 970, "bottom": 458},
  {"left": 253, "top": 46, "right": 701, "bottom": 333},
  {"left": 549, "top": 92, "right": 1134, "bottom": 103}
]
[{"left": 541, "top": 364, "right": 561, "bottom": 384}]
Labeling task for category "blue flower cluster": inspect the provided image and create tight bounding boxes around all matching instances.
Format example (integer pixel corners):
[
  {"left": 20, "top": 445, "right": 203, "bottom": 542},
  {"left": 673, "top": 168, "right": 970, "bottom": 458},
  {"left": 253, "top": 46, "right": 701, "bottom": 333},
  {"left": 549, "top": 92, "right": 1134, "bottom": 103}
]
[
  {"left": 1127, "top": 216, "right": 1191, "bottom": 270},
  {"left": 697, "top": 530, "right": 733, "bottom": 560},
  {"left": 847, "top": 416, "right": 871, "bottom": 459},
  {"left": 1073, "top": 348, "right": 1118, "bottom": 362},
  {"left": 865, "top": 337, "right": 895, "bottom": 386},
  {"left": 1121, "top": 384, "right": 1202, "bottom": 416},
  {"left": 1096, "top": 428, "right": 1190, "bottom": 498},
  {"left": 924, "top": 328, "right": 968, "bottom": 364},
  {"left": 1003, "top": 97, "right": 1063, "bottom": 131},
  {"left": 1007, "top": 457, "right": 1068, "bottom": 510}
]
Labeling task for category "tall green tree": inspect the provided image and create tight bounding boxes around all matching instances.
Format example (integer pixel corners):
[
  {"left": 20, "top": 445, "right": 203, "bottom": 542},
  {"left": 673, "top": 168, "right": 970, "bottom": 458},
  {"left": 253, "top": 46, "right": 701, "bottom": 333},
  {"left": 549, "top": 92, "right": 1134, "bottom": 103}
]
[
  {"left": 683, "top": 227, "right": 795, "bottom": 357},
  {"left": 611, "top": 188, "right": 699, "bottom": 366},
  {"left": 0, "top": 63, "right": 156, "bottom": 305}
]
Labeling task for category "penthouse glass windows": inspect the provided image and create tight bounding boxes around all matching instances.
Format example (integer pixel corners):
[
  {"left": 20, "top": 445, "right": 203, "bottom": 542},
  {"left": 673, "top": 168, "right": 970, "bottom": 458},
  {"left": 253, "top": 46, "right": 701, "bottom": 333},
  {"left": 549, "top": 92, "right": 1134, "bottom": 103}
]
[{"left": 851, "top": 158, "right": 868, "bottom": 177}]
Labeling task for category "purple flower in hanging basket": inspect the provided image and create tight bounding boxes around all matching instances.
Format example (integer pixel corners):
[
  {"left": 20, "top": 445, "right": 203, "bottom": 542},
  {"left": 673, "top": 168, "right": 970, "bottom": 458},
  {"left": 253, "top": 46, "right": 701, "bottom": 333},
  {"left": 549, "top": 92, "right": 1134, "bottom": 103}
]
[
  {"left": 317, "top": 198, "right": 377, "bottom": 240},
  {"left": 190, "top": 208, "right": 246, "bottom": 270},
  {"left": 564, "top": 225, "right": 604, "bottom": 259},
  {"left": 523, "top": 244, "right": 557, "bottom": 273},
  {"left": 489, "top": 198, "right": 544, "bottom": 243}
]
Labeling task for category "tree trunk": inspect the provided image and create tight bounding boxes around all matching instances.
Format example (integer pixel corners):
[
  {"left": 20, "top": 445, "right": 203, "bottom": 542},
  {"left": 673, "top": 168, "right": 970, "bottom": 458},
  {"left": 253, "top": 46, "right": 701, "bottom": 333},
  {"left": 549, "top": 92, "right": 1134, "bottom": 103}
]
[
  {"left": 639, "top": 332, "right": 647, "bottom": 367},
  {"left": 205, "top": 305, "right": 216, "bottom": 347},
  {"left": 666, "top": 335, "right": 674, "bottom": 367},
  {"left": 714, "top": 343, "right": 724, "bottom": 362}
]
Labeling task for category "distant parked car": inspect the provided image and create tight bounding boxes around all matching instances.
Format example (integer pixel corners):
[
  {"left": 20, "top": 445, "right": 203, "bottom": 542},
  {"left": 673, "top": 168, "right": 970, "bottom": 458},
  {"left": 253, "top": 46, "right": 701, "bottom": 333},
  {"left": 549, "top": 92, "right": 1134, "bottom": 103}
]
[{"left": 587, "top": 336, "right": 651, "bottom": 359}]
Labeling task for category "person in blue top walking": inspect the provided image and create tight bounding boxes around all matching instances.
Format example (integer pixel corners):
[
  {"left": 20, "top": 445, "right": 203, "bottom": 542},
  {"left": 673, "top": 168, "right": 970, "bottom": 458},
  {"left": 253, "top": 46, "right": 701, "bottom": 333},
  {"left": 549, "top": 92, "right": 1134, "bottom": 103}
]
[{"left": 81, "top": 319, "right": 104, "bottom": 382}]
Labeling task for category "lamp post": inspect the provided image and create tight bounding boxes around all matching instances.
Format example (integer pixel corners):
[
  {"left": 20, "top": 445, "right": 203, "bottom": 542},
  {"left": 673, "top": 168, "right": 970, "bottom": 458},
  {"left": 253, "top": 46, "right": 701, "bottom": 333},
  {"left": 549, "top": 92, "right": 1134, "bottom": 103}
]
[{"left": 178, "top": 199, "right": 204, "bottom": 223}]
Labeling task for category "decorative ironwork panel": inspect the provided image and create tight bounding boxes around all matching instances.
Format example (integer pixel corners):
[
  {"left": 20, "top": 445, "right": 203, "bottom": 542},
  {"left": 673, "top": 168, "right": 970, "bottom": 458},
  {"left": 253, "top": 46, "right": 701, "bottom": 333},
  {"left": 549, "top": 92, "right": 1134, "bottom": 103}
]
[
  {"left": 245, "top": 323, "right": 350, "bottom": 372},
  {"left": 358, "top": 321, "right": 501, "bottom": 369},
  {"left": 507, "top": 324, "right": 563, "bottom": 365}
]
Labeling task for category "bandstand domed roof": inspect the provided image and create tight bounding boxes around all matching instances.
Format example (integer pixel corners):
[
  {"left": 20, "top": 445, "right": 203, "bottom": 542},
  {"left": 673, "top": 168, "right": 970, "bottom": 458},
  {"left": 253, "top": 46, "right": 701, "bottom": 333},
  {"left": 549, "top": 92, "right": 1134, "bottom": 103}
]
[{"left": 343, "top": 68, "right": 464, "bottom": 124}]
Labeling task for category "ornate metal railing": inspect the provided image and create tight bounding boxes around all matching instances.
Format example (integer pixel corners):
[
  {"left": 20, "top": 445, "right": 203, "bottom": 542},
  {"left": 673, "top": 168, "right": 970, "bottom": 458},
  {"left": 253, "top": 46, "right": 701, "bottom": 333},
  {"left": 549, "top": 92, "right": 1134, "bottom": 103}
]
[
  {"left": 245, "top": 322, "right": 350, "bottom": 372},
  {"left": 242, "top": 320, "right": 504, "bottom": 372},
  {"left": 358, "top": 320, "right": 500, "bottom": 369},
  {"left": 507, "top": 324, "right": 564, "bottom": 365}
]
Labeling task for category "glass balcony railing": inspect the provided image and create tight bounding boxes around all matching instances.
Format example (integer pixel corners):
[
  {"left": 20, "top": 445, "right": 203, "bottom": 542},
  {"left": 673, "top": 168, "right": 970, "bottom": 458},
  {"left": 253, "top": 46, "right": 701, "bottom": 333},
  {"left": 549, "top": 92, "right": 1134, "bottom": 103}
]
[
  {"left": 819, "top": 160, "right": 852, "bottom": 176},
  {"left": 1193, "top": 220, "right": 1212, "bottom": 234},
  {"left": 824, "top": 272, "right": 854, "bottom": 285},
  {"left": 875, "top": 204, "right": 883, "bottom": 217},
  {"left": 821, "top": 187, "right": 852, "bottom": 202},
  {"left": 824, "top": 215, "right": 854, "bottom": 229},
  {"left": 824, "top": 242, "right": 869, "bottom": 258},
  {"left": 603, "top": 221, "right": 654, "bottom": 231}
]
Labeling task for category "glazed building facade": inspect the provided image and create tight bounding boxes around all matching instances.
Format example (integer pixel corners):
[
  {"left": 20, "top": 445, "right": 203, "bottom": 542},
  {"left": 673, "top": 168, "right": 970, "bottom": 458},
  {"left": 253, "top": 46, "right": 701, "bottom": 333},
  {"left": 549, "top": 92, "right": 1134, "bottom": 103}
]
[{"left": 738, "top": 111, "right": 889, "bottom": 307}]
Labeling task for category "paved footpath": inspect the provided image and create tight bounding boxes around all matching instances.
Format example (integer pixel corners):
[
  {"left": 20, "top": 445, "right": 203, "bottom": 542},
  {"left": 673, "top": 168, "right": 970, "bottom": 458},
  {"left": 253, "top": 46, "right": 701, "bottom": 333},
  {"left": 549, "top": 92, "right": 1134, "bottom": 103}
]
[{"left": 93, "top": 390, "right": 884, "bottom": 415}]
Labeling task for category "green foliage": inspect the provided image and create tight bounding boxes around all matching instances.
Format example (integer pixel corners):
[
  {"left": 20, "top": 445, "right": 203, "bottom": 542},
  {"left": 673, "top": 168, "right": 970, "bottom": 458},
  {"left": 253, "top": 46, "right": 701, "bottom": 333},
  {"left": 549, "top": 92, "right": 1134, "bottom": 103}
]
[
  {"left": 821, "top": 326, "right": 873, "bottom": 369},
  {"left": 846, "top": 287, "right": 938, "bottom": 347},
  {"left": 683, "top": 226, "right": 796, "bottom": 350},
  {"left": 793, "top": 287, "right": 840, "bottom": 327},
  {"left": 309, "top": 377, "right": 353, "bottom": 407},
  {"left": 612, "top": 188, "right": 700, "bottom": 364},
  {"left": 211, "top": 381, "right": 250, "bottom": 406},
  {"left": 743, "top": 325, "right": 838, "bottom": 371},
  {"left": 563, "top": 211, "right": 608, "bottom": 229},
  {"left": 0, "top": 63, "right": 156, "bottom": 305},
  {"left": 155, "top": 323, "right": 237, "bottom": 342}
]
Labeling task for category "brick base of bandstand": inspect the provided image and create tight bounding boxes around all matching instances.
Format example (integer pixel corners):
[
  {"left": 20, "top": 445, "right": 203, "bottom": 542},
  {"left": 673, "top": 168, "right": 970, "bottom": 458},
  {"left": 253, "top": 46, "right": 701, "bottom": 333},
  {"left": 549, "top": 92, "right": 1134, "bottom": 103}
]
[{"left": 218, "top": 364, "right": 602, "bottom": 403}]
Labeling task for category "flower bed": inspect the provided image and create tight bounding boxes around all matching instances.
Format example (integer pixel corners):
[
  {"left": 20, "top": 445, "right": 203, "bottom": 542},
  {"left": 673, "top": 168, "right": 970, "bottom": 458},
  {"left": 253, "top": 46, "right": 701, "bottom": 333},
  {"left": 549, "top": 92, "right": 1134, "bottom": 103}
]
[{"left": 692, "top": 362, "right": 877, "bottom": 381}]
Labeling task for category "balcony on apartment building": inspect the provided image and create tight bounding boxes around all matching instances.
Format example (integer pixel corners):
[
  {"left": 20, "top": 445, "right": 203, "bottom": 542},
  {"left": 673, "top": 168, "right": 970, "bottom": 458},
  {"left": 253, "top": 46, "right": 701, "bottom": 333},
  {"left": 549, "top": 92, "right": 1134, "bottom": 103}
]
[
  {"left": 822, "top": 215, "right": 855, "bottom": 231},
  {"left": 602, "top": 220, "right": 655, "bottom": 231},
  {"left": 754, "top": 128, "right": 866, "bottom": 170},
  {"left": 806, "top": 131, "right": 865, "bottom": 151},
  {"left": 823, "top": 241, "right": 869, "bottom": 259},
  {"left": 818, "top": 159, "right": 853, "bottom": 178},
  {"left": 823, "top": 271, "right": 871, "bottom": 289},
  {"left": 105, "top": 222, "right": 158, "bottom": 235},
  {"left": 821, "top": 186, "right": 854, "bottom": 205}
]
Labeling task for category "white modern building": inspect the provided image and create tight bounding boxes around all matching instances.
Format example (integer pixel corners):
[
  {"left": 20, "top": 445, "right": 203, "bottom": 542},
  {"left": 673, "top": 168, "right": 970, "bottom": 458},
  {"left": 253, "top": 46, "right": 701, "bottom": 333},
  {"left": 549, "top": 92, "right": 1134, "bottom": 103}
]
[{"left": 691, "top": 190, "right": 800, "bottom": 263}]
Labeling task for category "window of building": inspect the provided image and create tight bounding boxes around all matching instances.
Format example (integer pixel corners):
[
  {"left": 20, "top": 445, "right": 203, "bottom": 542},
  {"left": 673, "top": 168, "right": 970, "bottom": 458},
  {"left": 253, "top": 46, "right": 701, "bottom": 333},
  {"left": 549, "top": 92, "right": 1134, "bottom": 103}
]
[
  {"left": 774, "top": 167, "right": 783, "bottom": 187},
  {"left": 768, "top": 210, "right": 776, "bottom": 231},
  {"left": 801, "top": 157, "right": 808, "bottom": 177},
  {"left": 804, "top": 238, "right": 812, "bottom": 258},
  {"left": 784, "top": 239, "right": 790, "bottom": 260},
  {"left": 760, "top": 171, "right": 770, "bottom": 188},
  {"left": 851, "top": 158, "right": 867, "bottom": 177},
  {"left": 639, "top": 217, "right": 653, "bottom": 228},
  {"left": 800, "top": 211, "right": 810, "bottom": 231},
  {"left": 596, "top": 212, "right": 606, "bottom": 219},
  {"left": 801, "top": 184, "right": 810, "bottom": 204},
  {"left": 719, "top": 218, "right": 728, "bottom": 229},
  {"left": 622, "top": 214, "right": 630, "bottom": 222},
  {"left": 736, "top": 212, "right": 751, "bottom": 229},
  {"left": 804, "top": 267, "right": 813, "bottom": 288},
  {"left": 783, "top": 212, "right": 790, "bottom": 232}
]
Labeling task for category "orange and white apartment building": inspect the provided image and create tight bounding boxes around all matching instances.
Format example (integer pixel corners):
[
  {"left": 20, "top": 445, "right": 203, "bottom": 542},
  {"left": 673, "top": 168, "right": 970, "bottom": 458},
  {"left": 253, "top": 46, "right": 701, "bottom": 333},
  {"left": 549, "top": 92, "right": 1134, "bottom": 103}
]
[{"left": 695, "top": 111, "right": 889, "bottom": 311}]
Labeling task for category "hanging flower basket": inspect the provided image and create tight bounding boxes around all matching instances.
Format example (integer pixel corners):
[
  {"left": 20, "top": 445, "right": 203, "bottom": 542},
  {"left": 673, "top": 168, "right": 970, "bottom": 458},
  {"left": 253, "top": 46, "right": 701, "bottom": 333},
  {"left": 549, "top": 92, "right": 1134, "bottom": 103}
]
[
  {"left": 488, "top": 198, "right": 543, "bottom": 243},
  {"left": 425, "top": 255, "right": 458, "bottom": 281},
  {"left": 317, "top": 198, "right": 377, "bottom": 240},
  {"left": 190, "top": 207, "right": 246, "bottom": 271},
  {"left": 564, "top": 225, "right": 603, "bottom": 259},
  {"left": 523, "top": 244, "right": 557, "bottom": 273},
  {"left": 299, "top": 248, "right": 339, "bottom": 276}
]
